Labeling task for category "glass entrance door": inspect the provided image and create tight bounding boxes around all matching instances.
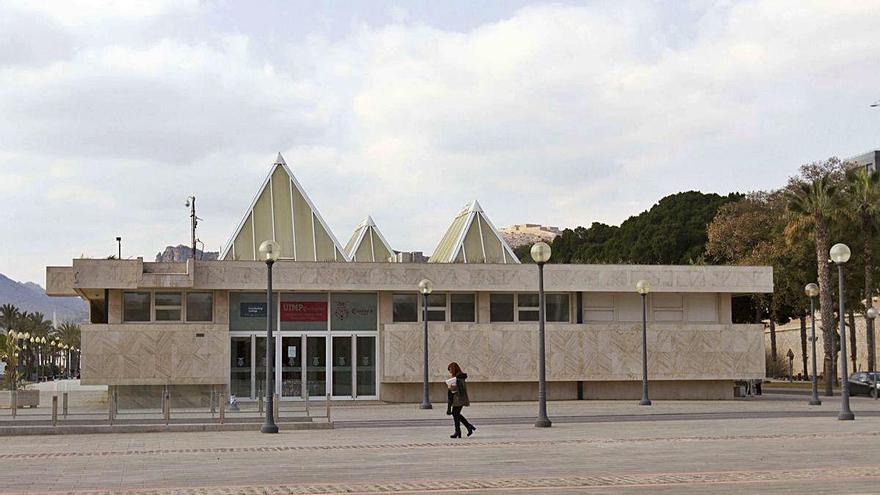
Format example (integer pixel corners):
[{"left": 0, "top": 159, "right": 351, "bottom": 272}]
[
  {"left": 280, "top": 336, "right": 302, "bottom": 398},
  {"left": 305, "top": 336, "right": 327, "bottom": 398},
  {"left": 328, "top": 335, "right": 377, "bottom": 399},
  {"left": 332, "top": 336, "right": 353, "bottom": 397}
]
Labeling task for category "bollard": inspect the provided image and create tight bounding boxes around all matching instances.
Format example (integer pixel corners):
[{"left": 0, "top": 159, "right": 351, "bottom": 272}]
[
  {"left": 303, "top": 385, "right": 309, "bottom": 416},
  {"left": 326, "top": 393, "right": 331, "bottom": 422},
  {"left": 52, "top": 395, "right": 58, "bottom": 426},
  {"left": 210, "top": 386, "right": 216, "bottom": 417},
  {"left": 10, "top": 390, "right": 16, "bottom": 419},
  {"left": 108, "top": 386, "right": 114, "bottom": 425},
  {"left": 219, "top": 393, "right": 226, "bottom": 424},
  {"left": 273, "top": 393, "right": 280, "bottom": 421},
  {"left": 163, "top": 386, "right": 171, "bottom": 425},
  {"left": 62, "top": 392, "right": 69, "bottom": 419}
]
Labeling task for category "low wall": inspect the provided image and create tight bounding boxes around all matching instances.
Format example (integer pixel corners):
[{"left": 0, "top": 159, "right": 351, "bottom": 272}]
[{"left": 379, "top": 380, "right": 734, "bottom": 402}]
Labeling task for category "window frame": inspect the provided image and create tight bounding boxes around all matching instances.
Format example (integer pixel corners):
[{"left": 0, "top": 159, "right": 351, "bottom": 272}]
[
  {"left": 449, "top": 293, "right": 476, "bottom": 323},
  {"left": 186, "top": 291, "right": 215, "bottom": 322},
  {"left": 392, "top": 293, "right": 419, "bottom": 323},
  {"left": 122, "top": 291, "right": 152, "bottom": 323},
  {"left": 122, "top": 290, "right": 215, "bottom": 324},
  {"left": 153, "top": 291, "right": 183, "bottom": 322},
  {"left": 486, "top": 292, "right": 572, "bottom": 323}
]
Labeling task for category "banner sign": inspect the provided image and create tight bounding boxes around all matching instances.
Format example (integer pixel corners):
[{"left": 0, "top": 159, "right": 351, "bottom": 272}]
[
  {"left": 281, "top": 301, "right": 328, "bottom": 322},
  {"left": 239, "top": 302, "right": 266, "bottom": 318}
]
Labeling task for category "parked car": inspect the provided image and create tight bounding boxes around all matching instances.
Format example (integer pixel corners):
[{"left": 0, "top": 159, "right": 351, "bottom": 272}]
[{"left": 848, "top": 372, "right": 880, "bottom": 397}]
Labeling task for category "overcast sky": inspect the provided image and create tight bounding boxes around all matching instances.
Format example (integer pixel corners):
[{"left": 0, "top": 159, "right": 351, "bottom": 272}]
[{"left": 1, "top": 0, "right": 879, "bottom": 284}]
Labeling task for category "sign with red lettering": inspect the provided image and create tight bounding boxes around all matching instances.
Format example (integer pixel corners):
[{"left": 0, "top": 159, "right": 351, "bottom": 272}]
[{"left": 280, "top": 301, "right": 327, "bottom": 322}]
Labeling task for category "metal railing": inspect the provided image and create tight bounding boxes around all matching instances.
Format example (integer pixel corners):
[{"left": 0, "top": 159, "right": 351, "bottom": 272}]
[{"left": 0, "top": 380, "right": 332, "bottom": 430}]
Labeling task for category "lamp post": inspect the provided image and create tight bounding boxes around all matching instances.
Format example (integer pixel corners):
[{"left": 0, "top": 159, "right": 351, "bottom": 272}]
[
  {"left": 635, "top": 280, "right": 652, "bottom": 406},
  {"left": 39, "top": 337, "right": 46, "bottom": 380},
  {"left": 830, "top": 243, "right": 854, "bottom": 420},
  {"left": 867, "top": 307, "right": 878, "bottom": 399},
  {"left": 64, "top": 344, "right": 71, "bottom": 379},
  {"left": 116, "top": 236, "right": 122, "bottom": 259},
  {"left": 531, "top": 241, "right": 552, "bottom": 428},
  {"left": 18, "top": 332, "right": 29, "bottom": 383},
  {"left": 805, "top": 283, "right": 822, "bottom": 406},
  {"left": 9, "top": 331, "right": 18, "bottom": 392},
  {"left": 418, "top": 278, "right": 433, "bottom": 410},
  {"left": 258, "top": 239, "right": 281, "bottom": 433}
]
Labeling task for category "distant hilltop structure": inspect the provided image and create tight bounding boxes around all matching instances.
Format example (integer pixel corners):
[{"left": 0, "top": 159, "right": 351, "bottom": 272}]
[
  {"left": 155, "top": 245, "right": 219, "bottom": 262},
  {"left": 499, "top": 223, "right": 561, "bottom": 248}
]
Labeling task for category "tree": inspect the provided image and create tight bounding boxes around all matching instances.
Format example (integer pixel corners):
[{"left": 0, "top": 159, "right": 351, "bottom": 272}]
[
  {"left": 786, "top": 169, "right": 841, "bottom": 396},
  {"left": 525, "top": 191, "right": 741, "bottom": 265},
  {"left": 843, "top": 166, "right": 880, "bottom": 371},
  {"left": 0, "top": 304, "right": 21, "bottom": 331},
  {"left": 706, "top": 191, "right": 813, "bottom": 368},
  {"left": 55, "top": 322, "right": 81, "bottom": 349}
]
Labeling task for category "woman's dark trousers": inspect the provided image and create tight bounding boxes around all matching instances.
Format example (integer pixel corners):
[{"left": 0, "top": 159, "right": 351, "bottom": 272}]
[{"left": 451, "top": 406, "right": 474, "bottom": 434}]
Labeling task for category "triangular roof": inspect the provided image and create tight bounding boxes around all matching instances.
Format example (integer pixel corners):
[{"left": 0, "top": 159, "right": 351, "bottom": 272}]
[
  {"left": 344, "top": 216, "right": 395, "bottom": 262},
  {"left": 221, "top": 154, "right": 348, "bottom": 261},
  {"left": 428, "top": 200, "right": 520, "bottom": 264}
]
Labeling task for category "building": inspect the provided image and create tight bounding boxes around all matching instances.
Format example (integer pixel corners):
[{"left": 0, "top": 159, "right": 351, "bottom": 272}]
[
  {"left": 846, "top": 149, "right": 878, "bottom": 173},
  {"left": 46, "top": 154, "right": 773, "bottom": 405},
  {"left": 499, "top": 223, "right": 561, "bottom": 249}
]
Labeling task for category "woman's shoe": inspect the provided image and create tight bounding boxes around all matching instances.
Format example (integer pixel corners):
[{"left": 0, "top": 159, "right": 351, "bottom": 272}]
[
  {"left": 450, "top": 432, "right": 461, "bottom": 438},
  {"left": 466, "top": 426, "right": 476, "bottom": 437}
]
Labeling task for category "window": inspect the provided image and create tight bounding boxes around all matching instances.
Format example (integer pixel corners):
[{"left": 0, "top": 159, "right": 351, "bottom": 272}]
[
  {"left": 229, "top": 292, "right": 268, "bottom": 331},
  {"left": 186, "top": 292, "right": 214, "bottom": 322},
  {"left": 392, "top": 294, "right": 418, "bottom": 322},
  {"left": 450, "top": 294, "right": 476, "bottom": 322},
  {"left": 154, "top": 292, "right": 182, "bottom": 321},
  {"left": 546, "top": 294, "right": 570, "bottom": 322},
  {"left": 517, "top": 293, "right": 540, "bottom": 321},
  {"left": 426, "top": 293, "right": 446, "bottom": 321},
  {"left": 583, "top": 293, "right": 613, "bottom": 322},
  {"left": 516, "top": 293, "right": 570, "bottom": 323},
  {"left": 653, "top": 293, "right": 683, "bottom": 322},
  {"left": 123, "top": 291, "right": 151, "bottom": 322},
  {"left": 331, "top": 293, "right": 377, "bottom": 331},
  {"left": 490, "top": 294, "right": 515, "bottom": 322}
]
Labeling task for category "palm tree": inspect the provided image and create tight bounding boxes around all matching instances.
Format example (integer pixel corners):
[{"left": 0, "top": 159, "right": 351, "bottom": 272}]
[
  {"left": 54, "top": 322, "right": 81, "bottom": 377},
  {"left": 786, "top": 173, "right": 839, "bottom": 396},
  {"left": 843, "top": 166, "right": 880, "bottom": 371},
  {"left": 0, "top": 304, "right": 21, "bottom": 331},
  {"left": 54, "top": 322, "right": 81, "bottom": 349}
]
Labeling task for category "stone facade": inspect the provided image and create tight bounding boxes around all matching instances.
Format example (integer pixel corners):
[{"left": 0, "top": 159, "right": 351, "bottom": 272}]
[{"left": 48, "top": 259, "right": 772, "bottom": 401}]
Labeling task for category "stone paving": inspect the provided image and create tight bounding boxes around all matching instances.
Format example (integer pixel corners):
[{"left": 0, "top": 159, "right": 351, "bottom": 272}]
[{"left": 1, "top": 394, "right": 879, "bottom": 494}]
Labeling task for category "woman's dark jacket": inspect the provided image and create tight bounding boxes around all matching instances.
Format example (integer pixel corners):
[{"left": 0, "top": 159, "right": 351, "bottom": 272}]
[{"left": 447, "top": 372, "right": 470, "bottom": 408}]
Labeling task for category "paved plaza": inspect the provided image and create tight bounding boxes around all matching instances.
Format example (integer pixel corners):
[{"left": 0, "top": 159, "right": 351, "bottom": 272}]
[{"left": 1, "top": 393, "right": 880, "bottom": 494}]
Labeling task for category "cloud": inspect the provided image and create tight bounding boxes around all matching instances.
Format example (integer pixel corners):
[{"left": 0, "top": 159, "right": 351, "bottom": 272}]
[{"left": 2, "top": 1, "right": 880, "bottom": 283}]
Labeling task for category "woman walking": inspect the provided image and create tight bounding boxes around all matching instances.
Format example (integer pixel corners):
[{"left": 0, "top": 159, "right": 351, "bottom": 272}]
[{"left": 446, "top": 362, "right": 475, "bottom": 438}]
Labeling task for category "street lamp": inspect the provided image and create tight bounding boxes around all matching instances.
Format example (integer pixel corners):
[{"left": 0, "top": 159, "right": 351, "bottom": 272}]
[
  {"left": 830, "top": 243, "right": 854, "bottom": 420},
  {"left": 531, "top": 241, "right": 552, "bottom": 428},
  {"left": 258, "top": 239, "right": 281, "bottom": 434},
  {"left": 805, "top": 283, "right": 821, "bottom": 405},
  {"left": 116, "top": 236, "right": 122, "bottom": 259},
  {"left": 636, "top": 280, "right": 652, "bottom": 406},
  {"left": 418, "top": 278, "right": 433, "bottom": 410},
  {"left": 867, "top": 307, "right": 878, "bottom": 399}
]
